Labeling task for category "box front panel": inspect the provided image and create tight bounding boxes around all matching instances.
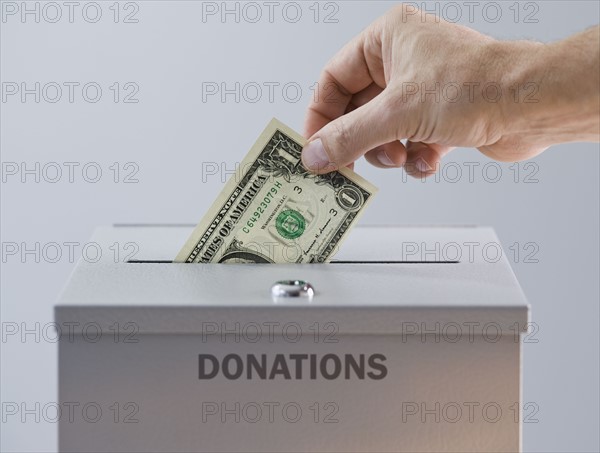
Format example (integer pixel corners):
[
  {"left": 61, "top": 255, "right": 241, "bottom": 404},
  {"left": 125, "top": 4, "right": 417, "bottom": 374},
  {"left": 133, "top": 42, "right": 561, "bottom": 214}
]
[{"left": 59, "top": 328, "right": 520, "bottom": 452}]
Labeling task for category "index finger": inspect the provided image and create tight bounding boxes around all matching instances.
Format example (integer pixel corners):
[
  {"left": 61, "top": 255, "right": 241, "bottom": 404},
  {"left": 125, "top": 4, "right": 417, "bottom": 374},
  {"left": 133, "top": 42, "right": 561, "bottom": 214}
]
[{"left": 304, "top": 22, "right": 385, "bottom": 139}]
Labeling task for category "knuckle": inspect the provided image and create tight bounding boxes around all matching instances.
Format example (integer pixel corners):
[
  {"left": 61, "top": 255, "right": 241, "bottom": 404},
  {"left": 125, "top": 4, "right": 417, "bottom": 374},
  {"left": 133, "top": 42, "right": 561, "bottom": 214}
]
[
  {"left": 380, "top": 88, "right": 405, "bottom": 115},
  {"left": 379, "top": 88, "right": 416, "bottom": 138},
  {"left": 324, "top": 118, "right": 353, "bottom": 162},
  {"left": 478, "top": 139, "right": 530, "bottom": 163}
]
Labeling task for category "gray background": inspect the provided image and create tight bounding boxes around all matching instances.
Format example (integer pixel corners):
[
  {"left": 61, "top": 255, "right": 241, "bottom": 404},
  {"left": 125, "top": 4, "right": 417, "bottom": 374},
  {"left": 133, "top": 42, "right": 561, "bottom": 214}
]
[{"left": 1, "top": 1, "right": 598, "bottom": 451}]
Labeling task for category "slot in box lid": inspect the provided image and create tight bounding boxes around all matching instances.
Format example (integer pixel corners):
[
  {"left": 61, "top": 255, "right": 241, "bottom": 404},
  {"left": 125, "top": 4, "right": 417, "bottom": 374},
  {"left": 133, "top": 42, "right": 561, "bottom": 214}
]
[{"left": 55, "top": 225, "right": 529, "bottom": 334}]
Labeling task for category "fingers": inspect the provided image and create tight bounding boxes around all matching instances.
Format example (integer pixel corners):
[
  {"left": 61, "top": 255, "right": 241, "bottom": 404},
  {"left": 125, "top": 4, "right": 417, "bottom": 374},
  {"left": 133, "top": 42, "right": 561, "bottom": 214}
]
[
  {"left": 301, "top": 94, "right": 398, "bottom": 173},
  {"left": 304, "top": 22, "right": 384, "bottom": 139},
  {"left": 344, "top": 83, "right": 384, "bottom": 115},
  {"left": 364, "top": 141, "right": 407, "bottom": 168},
  {"left": 302, "top": 19, "right": 389, "bottom": 173},
  {"left": 405, "top": 141, "right": 455, "bottom": 178}
]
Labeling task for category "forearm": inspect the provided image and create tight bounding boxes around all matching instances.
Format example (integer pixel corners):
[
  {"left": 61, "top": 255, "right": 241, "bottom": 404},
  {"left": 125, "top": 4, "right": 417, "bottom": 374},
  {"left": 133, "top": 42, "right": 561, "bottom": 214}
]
[{"left": 499, "top": 26, "right": 600, "bottom": 146}]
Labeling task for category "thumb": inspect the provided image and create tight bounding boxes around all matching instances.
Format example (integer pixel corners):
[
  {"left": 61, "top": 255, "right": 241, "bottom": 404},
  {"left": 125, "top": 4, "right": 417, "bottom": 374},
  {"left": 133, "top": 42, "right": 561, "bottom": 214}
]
[{"left": 301, "top": 95, "right": 397, "bottom": 174}]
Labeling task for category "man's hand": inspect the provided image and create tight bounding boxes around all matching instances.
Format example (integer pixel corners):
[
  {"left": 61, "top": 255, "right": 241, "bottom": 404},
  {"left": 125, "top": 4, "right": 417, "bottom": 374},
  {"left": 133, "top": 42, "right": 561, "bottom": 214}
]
[{"left": 301, "top": 4, "right": 600, "bottom": 177}]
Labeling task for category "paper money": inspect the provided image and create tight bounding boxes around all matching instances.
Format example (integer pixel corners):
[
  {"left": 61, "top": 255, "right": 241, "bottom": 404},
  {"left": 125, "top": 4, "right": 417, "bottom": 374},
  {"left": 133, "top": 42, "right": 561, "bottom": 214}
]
[{"left": 175, "top": 118, "right": 377, "bottom": 263}]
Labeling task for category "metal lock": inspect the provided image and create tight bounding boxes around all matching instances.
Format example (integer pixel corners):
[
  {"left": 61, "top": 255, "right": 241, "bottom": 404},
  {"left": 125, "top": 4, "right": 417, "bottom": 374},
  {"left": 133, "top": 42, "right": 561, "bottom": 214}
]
[{"left": 271, "top": 280, "right": 315, "bottom": 301}]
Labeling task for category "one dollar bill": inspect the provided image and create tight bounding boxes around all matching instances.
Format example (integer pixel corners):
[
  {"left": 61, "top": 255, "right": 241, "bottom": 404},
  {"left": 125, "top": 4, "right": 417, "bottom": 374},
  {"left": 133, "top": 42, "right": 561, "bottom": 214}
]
[{"left": 175, "top": 118, "right": 377, "bottom": 263}]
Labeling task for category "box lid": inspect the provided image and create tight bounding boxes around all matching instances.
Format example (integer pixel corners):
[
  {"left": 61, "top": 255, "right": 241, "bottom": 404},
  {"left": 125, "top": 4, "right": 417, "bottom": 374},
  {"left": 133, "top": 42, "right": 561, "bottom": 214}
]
[{"left": 55, "top": 225, "right": 529, "bottom": 334}]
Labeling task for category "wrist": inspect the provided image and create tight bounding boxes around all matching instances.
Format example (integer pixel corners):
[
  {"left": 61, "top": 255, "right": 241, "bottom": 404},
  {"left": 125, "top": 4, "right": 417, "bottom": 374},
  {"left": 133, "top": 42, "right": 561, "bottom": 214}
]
[
  {"left": 492, "top": 40, "right": 549, "bottom": 138},
  {"left": 493, "top": 34, "right": 600, "bottom": 145}
]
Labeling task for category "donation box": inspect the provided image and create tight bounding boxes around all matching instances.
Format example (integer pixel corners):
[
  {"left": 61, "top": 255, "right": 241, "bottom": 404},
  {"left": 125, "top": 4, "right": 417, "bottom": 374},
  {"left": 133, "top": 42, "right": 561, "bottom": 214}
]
[{"left": 55, "top": 225, "right": 530, "bottom": 452}]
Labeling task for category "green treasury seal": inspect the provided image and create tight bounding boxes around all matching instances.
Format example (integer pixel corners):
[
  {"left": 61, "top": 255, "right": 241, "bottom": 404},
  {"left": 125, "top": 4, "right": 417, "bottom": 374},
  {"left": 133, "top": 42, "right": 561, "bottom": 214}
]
[{"left": 276, "top": 209, "right": 306, "bottom": 239}]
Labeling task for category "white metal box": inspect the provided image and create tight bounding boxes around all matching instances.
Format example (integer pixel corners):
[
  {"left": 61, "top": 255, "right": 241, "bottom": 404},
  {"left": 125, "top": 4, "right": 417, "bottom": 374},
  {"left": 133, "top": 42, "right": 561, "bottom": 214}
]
[{"left": 55, "top": 225, "right": 529, "bottom": 452}]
